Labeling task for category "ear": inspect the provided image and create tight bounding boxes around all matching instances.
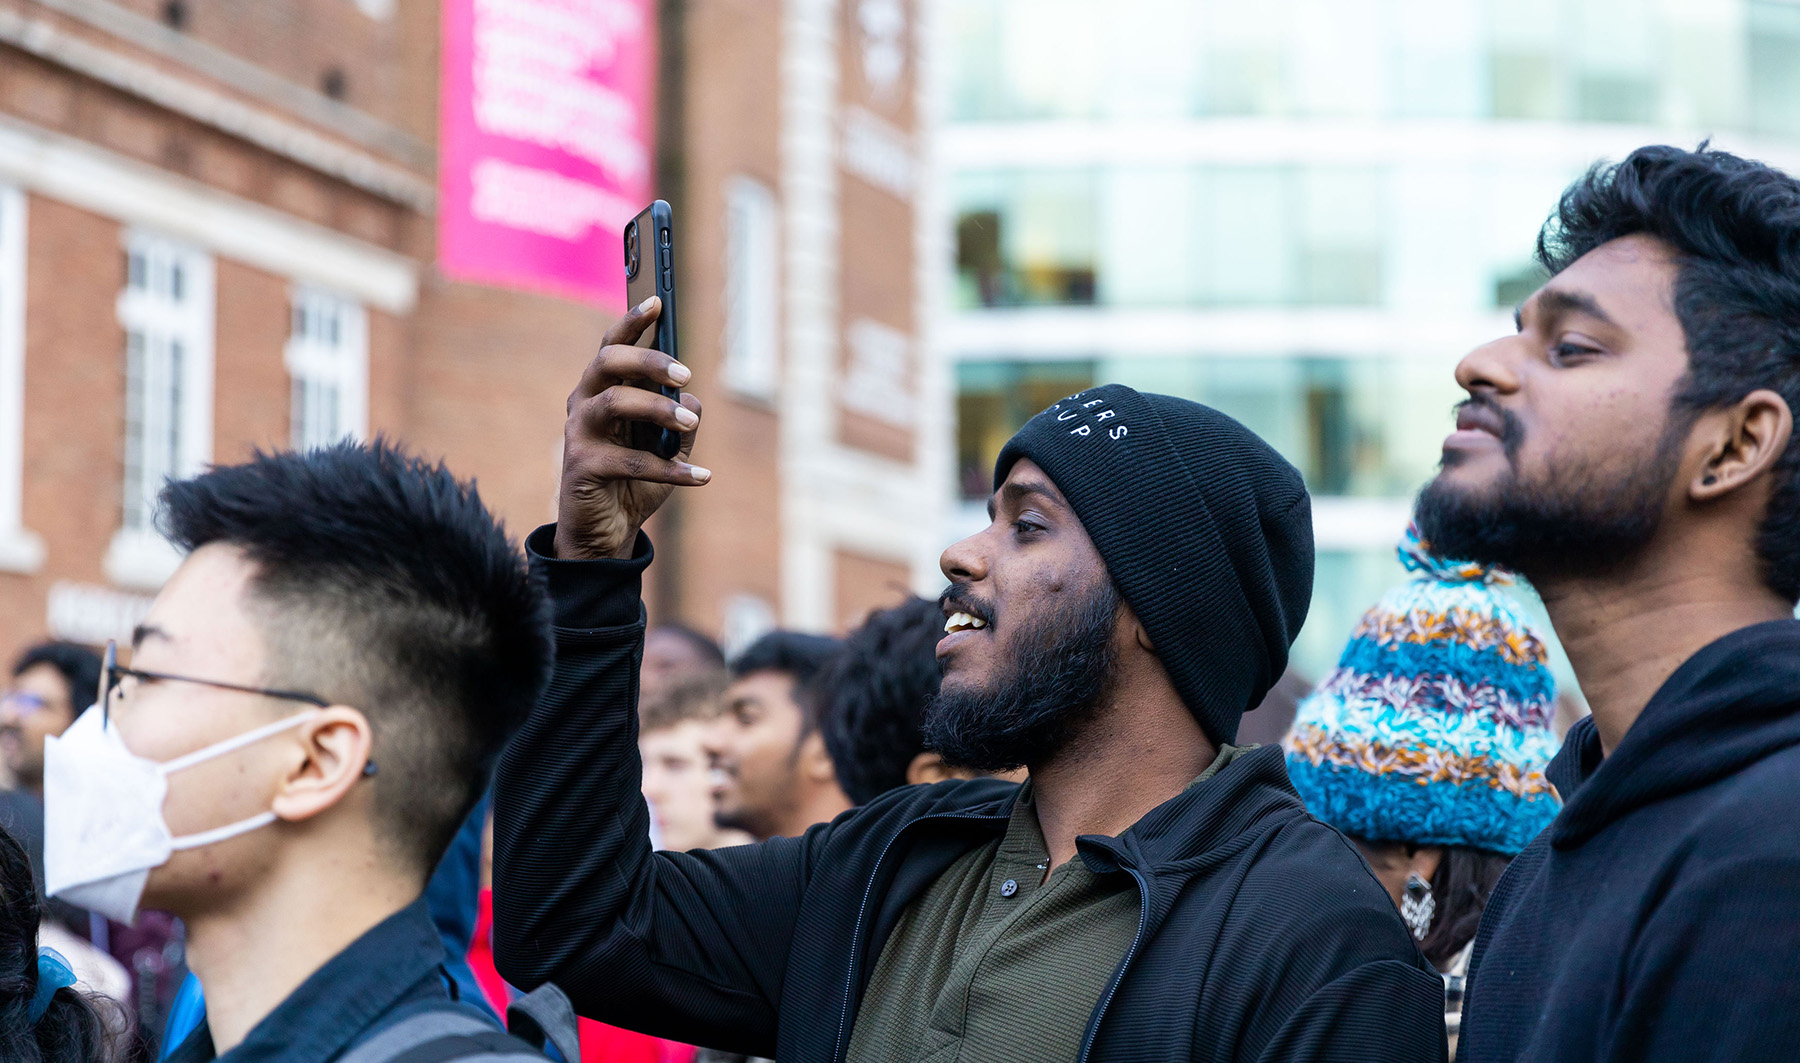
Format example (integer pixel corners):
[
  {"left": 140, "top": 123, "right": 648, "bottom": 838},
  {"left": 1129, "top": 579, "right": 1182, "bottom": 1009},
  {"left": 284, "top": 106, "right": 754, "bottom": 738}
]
[
  {"left": 1691, "top": 388, "right": 1794, "bottom": 502},
  {"left": 270, "top": 706, "right": 374, "bottom": 823},
  {"left": 1118, "top": 598, "right": 1156, "bottom": 656},
  {"left": 795, "top": 730, "right": 840, "bottom": 785},
  {"left": 1407, "top": 845, "right": 1444, "bottom": 885}
]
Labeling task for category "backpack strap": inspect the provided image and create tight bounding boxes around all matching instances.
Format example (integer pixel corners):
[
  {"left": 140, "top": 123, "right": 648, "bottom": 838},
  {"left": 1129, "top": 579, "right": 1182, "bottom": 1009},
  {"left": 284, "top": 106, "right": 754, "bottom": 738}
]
[
  {"left": 336, "top": 1000, "right": 549, "bottom": 1063},
  {"left": 366, "top": 1031, "right": 547, "bottom": 1063},
  {"left": 505, "top": 984, "right": 581, "bottom": 1063}
]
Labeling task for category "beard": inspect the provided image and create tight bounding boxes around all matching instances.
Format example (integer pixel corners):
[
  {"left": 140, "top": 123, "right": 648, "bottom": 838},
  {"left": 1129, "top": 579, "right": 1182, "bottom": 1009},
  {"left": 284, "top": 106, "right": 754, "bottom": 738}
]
[
  {"left": 1416, "top": 404, "right": 1685, "bottom": 581},
  {"left": 921, "top": 579, "right": 1119, "bottom": 774}
]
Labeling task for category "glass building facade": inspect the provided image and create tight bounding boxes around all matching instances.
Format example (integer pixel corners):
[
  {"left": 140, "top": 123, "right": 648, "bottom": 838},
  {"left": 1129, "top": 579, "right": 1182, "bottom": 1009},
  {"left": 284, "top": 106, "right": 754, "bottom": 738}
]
[{"left": 940, "top": 0, "right": 1800, "bottom": 680}]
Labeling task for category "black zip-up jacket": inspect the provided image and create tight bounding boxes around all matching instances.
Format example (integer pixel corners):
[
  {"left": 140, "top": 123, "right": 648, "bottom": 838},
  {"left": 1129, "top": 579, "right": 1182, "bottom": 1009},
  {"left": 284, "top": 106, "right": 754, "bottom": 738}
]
[
  {"left": 492, "top": 529, "right": 1447, "bottom": 1063},
  {"left": 1459, "top": 620, "right": 1800, "bottom": 1062}
]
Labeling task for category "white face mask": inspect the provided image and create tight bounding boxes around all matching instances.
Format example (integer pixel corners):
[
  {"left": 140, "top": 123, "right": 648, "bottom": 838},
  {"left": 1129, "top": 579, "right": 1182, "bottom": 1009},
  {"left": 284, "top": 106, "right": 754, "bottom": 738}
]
[{"left": 43, "top": 705, "right": 319, "bottom": 925}]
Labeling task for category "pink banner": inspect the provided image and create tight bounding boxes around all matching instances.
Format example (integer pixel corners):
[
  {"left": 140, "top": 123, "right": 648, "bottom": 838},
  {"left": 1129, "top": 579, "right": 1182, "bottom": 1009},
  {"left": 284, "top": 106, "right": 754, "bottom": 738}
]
[{"left": 438, "top": 0, "right": 654, "bottom": 306}]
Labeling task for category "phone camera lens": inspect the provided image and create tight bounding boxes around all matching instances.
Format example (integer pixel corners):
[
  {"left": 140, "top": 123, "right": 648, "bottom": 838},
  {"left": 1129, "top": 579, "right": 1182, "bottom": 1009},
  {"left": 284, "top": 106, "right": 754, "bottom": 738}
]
[{"left": 625, "top": 223, "right": 639, "bottom": 277}]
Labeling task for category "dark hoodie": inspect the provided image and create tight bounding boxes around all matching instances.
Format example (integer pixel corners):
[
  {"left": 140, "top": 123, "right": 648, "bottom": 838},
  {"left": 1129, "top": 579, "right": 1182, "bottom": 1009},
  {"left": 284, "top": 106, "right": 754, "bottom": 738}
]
[
  {"left": 491, "top": 528, "right": 1447, "bottom": 1063},
  {"left": 1459, "top": 620, "right": 1800, "bottom": 1062}
]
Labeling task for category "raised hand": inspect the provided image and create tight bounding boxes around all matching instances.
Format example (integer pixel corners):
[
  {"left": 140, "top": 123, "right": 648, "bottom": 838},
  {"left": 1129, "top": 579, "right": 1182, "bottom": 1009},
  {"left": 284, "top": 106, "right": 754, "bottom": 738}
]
[{"left": 554, "top": 297, "right": 709, "bottom": 560}]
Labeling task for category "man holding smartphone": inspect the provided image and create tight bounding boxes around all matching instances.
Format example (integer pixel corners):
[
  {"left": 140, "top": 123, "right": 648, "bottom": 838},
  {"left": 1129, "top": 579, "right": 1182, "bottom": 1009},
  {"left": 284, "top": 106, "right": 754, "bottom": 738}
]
[{"left": 491, "top": 298, "right": 1446, "bottom": 1062}]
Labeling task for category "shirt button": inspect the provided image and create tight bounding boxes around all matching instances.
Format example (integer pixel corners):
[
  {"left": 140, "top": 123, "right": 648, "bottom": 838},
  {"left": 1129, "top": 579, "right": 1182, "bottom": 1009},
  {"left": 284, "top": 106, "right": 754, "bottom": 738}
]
[{"left": 1000, "top": 878, "right": 1018, "bottom": 897}]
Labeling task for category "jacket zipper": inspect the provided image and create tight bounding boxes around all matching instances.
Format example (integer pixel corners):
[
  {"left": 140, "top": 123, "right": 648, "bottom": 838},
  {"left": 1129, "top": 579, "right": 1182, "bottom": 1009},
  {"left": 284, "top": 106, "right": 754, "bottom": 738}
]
[
  {"left": 830, "top": 811, "right": 999, "bottom": 1063},
  {"left": 1076, "top": 866, "right": 1151, "bottom": 1063}
]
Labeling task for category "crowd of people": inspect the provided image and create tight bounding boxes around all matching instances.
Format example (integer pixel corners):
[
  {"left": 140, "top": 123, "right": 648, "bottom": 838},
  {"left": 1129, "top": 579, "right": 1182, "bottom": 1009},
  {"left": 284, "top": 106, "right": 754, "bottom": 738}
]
[{"left": 2, "top": 141, "right": 1798, "bottom": 1062}]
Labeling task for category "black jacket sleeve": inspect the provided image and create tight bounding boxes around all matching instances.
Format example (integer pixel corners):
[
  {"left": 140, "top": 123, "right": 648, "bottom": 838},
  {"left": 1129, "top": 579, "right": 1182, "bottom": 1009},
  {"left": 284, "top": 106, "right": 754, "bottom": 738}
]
[
  {"left": 1221, "top": 816, "right": 1449, "bottom": 1063},
  {"left": 491, "top": 525, "right": 822, "bottom": 1056},
  {"left": 1253, "top": 959, "right": 1447, "bottom": 1063}
]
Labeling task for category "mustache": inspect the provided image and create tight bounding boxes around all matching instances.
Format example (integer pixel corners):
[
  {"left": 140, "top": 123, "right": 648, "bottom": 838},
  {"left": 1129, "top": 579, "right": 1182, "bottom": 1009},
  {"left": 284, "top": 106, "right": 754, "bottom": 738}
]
[
  {"left": 1454, "top": 396, "right": 1524, "bottom": 457},
  {"left": 923, "top": 578, "right": 1120, "bottom": 773},
  {"left": 939, "top": 584, "right": 996, "bottom": 626}
]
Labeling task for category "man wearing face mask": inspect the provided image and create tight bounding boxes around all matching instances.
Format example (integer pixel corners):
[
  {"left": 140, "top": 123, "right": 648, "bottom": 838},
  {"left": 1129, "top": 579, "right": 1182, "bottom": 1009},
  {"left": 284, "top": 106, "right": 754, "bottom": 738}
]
[
  {"left": 44, "top": 441, "right": 556, "bottom": 1063},
  {"left": 492, "top": 304, "right": 1446, "bottom": 1063}
]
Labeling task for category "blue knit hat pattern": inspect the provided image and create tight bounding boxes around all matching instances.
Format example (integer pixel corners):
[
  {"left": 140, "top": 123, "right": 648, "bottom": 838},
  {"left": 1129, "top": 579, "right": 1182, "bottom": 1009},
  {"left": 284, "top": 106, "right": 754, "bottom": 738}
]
[{"left": 1283, "top": 527, "right": 1561, "bottom": 855}]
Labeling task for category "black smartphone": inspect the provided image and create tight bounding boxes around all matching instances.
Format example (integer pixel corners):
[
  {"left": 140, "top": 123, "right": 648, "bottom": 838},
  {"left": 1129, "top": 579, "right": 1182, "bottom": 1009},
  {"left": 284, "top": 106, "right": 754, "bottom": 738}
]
[{"left": 623, "top": 200, "right": 682, "bottom": 460}]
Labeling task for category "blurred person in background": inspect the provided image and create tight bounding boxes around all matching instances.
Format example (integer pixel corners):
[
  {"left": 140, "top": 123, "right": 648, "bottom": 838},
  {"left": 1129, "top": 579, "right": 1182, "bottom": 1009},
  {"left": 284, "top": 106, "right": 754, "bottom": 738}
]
[
  {"left": 1, "top": 642, "right": 102, "bottom": 911},
  {"left": 1417, "top": 144, "right": 1800, "bottom": 1062},
  {"left": 493, "top": 309, "right": 1447, "bottom": 1063},
  {"left": 2, "top": 823, "right": 127, "bottom": 1063},
  {"left": 2, "top": 642, "right": 102, "bottom": 800},
  {"left": 640, "top": 670, "right": 749, "bottom": 852},
  {"left": 0, "top": 642, "right": 138, "bottom": 1029},
  {"left": 641, "top": 624, "right": 726, "bottom": 705},
  {"left": 1283, "top": 528, "right": 1560, "bottom": 1057},
  {"left": 818, "top": 595, "right": 1008, "bottom": 805},
  {"left": 702, "top": 631, "right": 849, "bottom": 841},
  {"left": 47, "top": 442, "right": 556, "bottom": 1063}
]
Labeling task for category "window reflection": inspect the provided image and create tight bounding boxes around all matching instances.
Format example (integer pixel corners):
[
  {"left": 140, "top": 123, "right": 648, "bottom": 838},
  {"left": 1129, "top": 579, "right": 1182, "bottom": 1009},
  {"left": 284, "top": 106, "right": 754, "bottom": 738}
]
[
  {"left": 954, "top": 166, "right": 1384, "bottom": 310},
  {"left": 954, "top": 356, "right": 1463, "bottom": 502},
  {"left": 949, "top": 0, "right": 1800, "bottom": 136},
  {"left": 956, "top": 362, "right": 1097, "bottom": 499},
  {"left": 1751, "top": 1, "right": 1800, "bottom": 137},
  {"left": 954, "top": 171, "right": 1097, "bottom": 308}
]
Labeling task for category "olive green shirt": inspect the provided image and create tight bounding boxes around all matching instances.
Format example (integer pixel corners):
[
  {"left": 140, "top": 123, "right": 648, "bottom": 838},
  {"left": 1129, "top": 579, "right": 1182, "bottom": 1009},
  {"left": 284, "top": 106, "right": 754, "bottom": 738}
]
[{"left": 845, "top": 746, "right": 1246, "bottom": 1063}]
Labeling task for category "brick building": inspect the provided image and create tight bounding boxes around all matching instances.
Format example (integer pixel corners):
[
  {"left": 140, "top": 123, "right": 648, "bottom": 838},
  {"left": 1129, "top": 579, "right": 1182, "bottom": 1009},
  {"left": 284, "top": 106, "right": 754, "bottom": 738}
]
[{"left": 0, "top": 0, "right": 947, "bottom": 661}]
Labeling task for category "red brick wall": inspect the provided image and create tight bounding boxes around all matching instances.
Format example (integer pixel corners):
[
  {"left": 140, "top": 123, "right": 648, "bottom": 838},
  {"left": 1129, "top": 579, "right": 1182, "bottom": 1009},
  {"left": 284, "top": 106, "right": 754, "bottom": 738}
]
[
  {"left": 106, "top": 0, "right": 405, "bottom": 128},
  {"left": 212, "top": 259, "right": 291, "bottom": 464},
  {"left": 654, "top": 0, "right": 786, "bottom": 634},
  {"left": 833, "top": 548, "right": 914, "bottom": 632},
  {"left": 0, "top": 42, "right": 411, "bottom": 256},
  {"left": 0, "top": 196, "right": 124, "bottom": 655},
  {"left": 834, "top": 0, "right": 918, "bottom": 464},
  {"left": 0, "top": 0, "right": 845, "bottom": 659},
  {"left": 365, "top": 305, "right": 410, "bottom": 441},
  {"left": 403, "top": 278, "right": 606, "bottom": 548}
]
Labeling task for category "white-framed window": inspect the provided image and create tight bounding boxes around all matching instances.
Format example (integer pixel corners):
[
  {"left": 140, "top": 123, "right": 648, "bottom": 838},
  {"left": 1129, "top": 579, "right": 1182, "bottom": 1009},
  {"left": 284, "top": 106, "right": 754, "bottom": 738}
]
[
  {"left": 285, "top": 287, "right": 368, "bottom": 450},
  {"left": 107, "top": 231, "right": 213, "bottom": 590},
  {"left": 722, "top": 176, "right": 780, "bottom": 401},
  {"left": 0, "top": 182, "right": 41, "bottom": 574}
]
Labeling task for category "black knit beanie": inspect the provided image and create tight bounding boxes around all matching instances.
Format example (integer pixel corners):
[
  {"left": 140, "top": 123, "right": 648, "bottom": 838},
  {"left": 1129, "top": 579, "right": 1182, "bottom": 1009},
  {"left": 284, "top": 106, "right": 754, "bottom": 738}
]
[{"left": 994, "top": 384, "right": 1314, "bottom": 745}]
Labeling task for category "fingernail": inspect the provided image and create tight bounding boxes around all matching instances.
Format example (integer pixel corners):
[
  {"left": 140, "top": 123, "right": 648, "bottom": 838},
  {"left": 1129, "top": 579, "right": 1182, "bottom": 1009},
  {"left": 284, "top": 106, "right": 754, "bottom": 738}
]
[
  {"left": 675, "top": 406, "right": 699, "bottom": 429},
  {"left": 668, "top": 362, "right": 692, "bottom": 385},
  {"left": 686, "top": 465, "right": 712, "bottom": 483},
  {"left": 636, "top": 296, "right": 657, "bottom": 313}
]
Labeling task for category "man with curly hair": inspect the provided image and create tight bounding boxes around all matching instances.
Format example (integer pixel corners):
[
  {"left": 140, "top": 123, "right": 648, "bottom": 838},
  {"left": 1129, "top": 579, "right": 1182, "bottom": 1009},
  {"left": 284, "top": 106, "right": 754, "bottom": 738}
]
[{"left": 1418, "top": 145, "right": 1800, "bottom": 1062}]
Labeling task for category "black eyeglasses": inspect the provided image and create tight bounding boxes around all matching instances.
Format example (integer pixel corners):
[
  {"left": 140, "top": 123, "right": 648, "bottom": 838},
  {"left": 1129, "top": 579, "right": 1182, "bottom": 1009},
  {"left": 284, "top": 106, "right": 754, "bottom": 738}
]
[{"left": 97, "top": 641, "right": 375, "bottom": 775}]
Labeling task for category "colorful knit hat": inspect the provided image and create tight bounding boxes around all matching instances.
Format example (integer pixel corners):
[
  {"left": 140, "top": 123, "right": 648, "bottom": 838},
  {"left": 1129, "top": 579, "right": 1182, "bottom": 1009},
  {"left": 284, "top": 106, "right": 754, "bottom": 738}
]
[{"left": 1283, "top": 527, "right": 1561, "bottom": 855}]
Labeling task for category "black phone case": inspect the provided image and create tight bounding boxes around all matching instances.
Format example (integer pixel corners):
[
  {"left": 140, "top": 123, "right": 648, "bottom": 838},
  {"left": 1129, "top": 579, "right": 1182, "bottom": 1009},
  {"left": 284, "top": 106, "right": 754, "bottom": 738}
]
[{"left": 624, "top": 200, "right": 682, "bottom": 460}]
